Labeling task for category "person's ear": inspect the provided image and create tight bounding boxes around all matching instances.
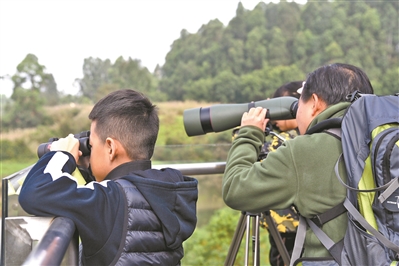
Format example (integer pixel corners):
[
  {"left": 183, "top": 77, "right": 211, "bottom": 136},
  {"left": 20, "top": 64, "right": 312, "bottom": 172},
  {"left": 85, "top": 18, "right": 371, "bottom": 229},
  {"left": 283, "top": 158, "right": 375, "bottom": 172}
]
[
  {"left": 311, "top": 94, "right": 327, "bottom": 116},
  {"left": 105, "top": 137, "right": 116, "bottom": 161}
]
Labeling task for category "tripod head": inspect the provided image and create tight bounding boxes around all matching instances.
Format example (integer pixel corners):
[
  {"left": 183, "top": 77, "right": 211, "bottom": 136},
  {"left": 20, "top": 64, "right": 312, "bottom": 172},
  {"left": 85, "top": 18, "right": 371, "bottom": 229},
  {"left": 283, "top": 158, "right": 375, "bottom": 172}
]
[{"left": 258, "top": 123, "right": 287, "bottom": 161}]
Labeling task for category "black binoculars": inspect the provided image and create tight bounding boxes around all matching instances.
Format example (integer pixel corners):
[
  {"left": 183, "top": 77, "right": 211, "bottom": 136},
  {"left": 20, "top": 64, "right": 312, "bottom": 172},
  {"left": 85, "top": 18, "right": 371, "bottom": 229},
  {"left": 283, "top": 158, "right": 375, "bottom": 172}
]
[{"left": 37, "top": 131, "right": 91, "bottom": 158}]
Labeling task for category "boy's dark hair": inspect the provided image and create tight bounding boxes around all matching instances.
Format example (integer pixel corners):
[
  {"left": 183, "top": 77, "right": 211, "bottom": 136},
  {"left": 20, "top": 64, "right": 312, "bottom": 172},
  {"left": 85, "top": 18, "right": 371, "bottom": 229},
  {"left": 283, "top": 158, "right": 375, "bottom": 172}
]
[
  {"left": 301, "top": 63, "right": 374, "bottom": 105},
  {"left": 273, "top": 81, "right": 303, "bottom": 99},
  {"left": 89, "top": 89, "right": 159, "bottom": 160}
]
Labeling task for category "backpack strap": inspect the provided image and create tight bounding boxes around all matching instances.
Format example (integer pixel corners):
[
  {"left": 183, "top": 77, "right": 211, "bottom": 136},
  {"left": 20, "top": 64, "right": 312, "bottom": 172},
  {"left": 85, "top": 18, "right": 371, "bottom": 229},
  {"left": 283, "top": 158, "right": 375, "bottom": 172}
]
[
  {"left": 344, "top": 198, "right": 399, "bottom": 255},
  {"left": 378, "top": 177, "right": 399, "bottom": 204},
  {"left": 290, "top": 216, "right": 307, "bottom": 266},
  {"left": 334, "top": 154, "right": 399, "bottom": 193},
  {"left": 290, "top": 215, "right": 343, "bottom": 266},
  {"left": 291, "top": 118, "right": 344, "bottom": 265},
  {"left": 325, "top": 128, "right": 341, "bottom": 139},
  {"left": 309, "top": 202, "right": 347, "bottom": 227},
  {"left": 307, "top": 218, "right": 344, "bottom": 265},
  {"left": 306, "top": 118, "right": 342, "bottom": 135}
]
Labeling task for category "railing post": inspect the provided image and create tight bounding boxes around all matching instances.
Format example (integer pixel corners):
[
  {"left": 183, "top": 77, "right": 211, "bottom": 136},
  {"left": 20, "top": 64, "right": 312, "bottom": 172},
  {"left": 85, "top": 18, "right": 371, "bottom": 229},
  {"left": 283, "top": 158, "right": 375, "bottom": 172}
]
[{"left": 1, "top": 178, "right": 8, "bottom": 266}]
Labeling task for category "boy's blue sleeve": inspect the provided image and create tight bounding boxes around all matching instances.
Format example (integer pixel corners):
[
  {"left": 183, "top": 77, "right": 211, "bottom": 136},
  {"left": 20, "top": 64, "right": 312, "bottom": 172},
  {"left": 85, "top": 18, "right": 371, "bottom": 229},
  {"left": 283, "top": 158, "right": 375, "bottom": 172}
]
[{"left": 19, "top": 151, "right": 125, "bottom": 258}]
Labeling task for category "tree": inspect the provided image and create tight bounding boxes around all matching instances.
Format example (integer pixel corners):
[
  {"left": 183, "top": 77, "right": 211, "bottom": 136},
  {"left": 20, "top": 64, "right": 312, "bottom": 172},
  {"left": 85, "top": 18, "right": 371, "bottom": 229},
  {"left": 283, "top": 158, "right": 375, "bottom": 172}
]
[
  {"left": 109, "top": 56, "right": 161, "bottom": 101},
  {"left": 376, "top": 67, "right": 399, "bottom": 95},
  {"left": 76, "top": 56, "right": 161, "bottom": 102},
  {"left": 11, "top": 54, "right": 59, "bottom": 105},
  {"left": 244, "top": 27, "right": 268, "bottom": 70},
  {"left": 267, "top": 28, "right": 290, "bottom": 67},
  {"left": 3, "top": 54, "right": 56, "bottom": 130},
  {"left": 76, "top": 57, "right": 112, "bottom": 100},
  {"left": 227, "top": 2, "right": 247, "bottom": 40},
  {"left": 3, "top": 87, "right": 50, "bottom": 129},
  {"left": 159, "top": 1, "right": 398, "bottom": 102},
  {"left": 212, "top": 70, "right": 240, "bottom": 103}
]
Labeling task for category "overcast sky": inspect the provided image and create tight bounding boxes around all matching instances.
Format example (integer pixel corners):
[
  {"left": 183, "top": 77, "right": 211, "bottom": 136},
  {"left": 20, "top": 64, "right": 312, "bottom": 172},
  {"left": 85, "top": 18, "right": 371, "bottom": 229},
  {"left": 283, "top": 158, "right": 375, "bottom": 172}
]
[{"left": 0, "top": 0, "right": 304, "bottom": 97}]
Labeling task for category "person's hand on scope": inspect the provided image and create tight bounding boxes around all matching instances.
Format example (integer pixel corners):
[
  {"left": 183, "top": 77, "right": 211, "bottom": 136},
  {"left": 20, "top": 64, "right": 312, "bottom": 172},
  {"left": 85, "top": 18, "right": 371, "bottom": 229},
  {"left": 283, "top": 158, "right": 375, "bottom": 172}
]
[
  {"left": 241, "top": 107, "right": 269, "bottom": 131},
  {"left": 50, "top": 134, "right": 82, "bottom": 163}
]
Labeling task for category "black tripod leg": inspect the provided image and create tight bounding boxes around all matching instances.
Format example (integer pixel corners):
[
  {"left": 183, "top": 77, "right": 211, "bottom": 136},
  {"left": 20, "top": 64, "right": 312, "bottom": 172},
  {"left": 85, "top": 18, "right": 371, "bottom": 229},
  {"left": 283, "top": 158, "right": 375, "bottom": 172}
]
[
  {"left": 224, "top": 212, "right": 247, "bottom": 266},
  {"left": 263, "top": 211, "right": 291, "bottom": 266}
]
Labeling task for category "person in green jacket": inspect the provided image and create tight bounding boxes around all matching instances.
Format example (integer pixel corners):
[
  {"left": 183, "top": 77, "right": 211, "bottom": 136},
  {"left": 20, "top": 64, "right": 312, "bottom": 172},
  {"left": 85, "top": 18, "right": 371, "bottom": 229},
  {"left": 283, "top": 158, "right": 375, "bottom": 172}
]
[{"left": 222, "top": 63, "right": 374, "bottom": 259}]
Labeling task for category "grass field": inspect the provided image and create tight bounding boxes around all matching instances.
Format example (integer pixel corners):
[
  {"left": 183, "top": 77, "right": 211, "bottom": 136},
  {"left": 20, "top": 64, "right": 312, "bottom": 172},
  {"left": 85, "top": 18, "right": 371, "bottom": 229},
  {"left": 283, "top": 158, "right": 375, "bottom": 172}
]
[{"left": 1, "top": 159, "right": 37, "bottom": 178}]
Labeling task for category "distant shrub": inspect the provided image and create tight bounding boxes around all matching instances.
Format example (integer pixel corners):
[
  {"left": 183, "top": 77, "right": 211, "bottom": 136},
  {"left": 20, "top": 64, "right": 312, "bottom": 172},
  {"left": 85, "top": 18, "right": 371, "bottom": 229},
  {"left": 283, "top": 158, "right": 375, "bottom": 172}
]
[
  {"left": 182, "top": 207, "right": 271, "bottom": 265},
  {"left": 0, "top": 139, "right": 34, "bottom": 160}
]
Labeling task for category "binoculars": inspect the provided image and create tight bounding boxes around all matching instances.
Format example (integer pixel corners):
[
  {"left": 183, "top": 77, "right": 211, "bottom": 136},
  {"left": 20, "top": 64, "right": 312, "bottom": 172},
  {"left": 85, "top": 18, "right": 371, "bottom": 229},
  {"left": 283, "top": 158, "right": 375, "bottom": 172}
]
[{"left": 37, "top": 131, "right": 91, "bottom": 158}]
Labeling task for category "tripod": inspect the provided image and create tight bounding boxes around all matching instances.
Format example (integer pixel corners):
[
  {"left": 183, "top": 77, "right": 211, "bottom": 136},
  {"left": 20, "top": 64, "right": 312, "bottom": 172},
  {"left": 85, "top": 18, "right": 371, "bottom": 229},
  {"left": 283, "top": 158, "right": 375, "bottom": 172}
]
[
  {"left": 225, "top": 125, "right": 293, "bottom": 265},
  {"left": 224, "top": 211, "right": 291, "bottom": 266}
]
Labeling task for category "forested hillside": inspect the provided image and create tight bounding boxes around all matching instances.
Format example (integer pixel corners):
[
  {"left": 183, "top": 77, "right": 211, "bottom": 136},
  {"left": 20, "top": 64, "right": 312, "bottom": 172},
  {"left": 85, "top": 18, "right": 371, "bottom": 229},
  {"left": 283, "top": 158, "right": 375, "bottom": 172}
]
[
  {"left": 1, "top": 2, "right": 398, "bottom": 264},
  {"left": 2, "top": 0, "right": 398, "bottom": 133},
  {"left": 160, "top": 1, "right": 398, "bottom": 102}
]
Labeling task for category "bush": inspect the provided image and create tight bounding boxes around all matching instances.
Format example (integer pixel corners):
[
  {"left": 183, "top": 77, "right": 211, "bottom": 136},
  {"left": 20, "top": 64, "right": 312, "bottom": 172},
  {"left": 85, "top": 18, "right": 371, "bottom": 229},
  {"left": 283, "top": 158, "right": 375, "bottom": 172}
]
[
  {"left": 0, "top": 139, "right": 34, "bottom": 160},
  {"left": 182, "top": 207, "right": 271, "bottom": 265}
]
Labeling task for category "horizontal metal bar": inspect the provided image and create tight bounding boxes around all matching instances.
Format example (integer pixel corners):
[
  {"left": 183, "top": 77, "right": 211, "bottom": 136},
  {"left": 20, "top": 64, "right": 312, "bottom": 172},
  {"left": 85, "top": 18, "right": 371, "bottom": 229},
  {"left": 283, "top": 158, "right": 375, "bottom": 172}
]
[
  {"left": 153, "top": 162, "right": 226, "bottom": 175},
  {"left": 22, "top": 217, "right": 78, "bottom": 266}
]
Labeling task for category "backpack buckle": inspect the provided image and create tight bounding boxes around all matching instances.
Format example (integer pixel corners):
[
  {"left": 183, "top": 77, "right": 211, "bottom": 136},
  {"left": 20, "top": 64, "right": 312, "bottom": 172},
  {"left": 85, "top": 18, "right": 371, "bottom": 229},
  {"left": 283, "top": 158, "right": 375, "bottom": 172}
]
[
  {"left": 310, "top": 215, "right": 323, "bottom": 227},
  {"left": 346, "top": 91, "right": 362, "bottom": 102}
]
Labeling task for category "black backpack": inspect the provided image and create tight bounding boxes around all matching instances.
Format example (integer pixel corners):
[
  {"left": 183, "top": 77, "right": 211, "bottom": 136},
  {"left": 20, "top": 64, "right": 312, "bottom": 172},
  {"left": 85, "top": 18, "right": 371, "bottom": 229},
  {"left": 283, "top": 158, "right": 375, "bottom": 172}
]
[{"left": 291, "top": 92, "right": 399, "bottom": 266}]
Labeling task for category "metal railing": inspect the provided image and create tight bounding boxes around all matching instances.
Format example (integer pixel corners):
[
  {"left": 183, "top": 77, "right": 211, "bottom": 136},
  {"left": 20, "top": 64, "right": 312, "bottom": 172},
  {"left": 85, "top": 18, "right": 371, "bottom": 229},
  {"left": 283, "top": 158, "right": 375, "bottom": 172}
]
[
  {"left": 22, "top": 217, "right": 78, "bottom": 266},
  {"left": 1, "top": 162, "right": 226, "bottom": 266},
  {"left": 153, "top": 161, "right": 226, "bottom": 175}
]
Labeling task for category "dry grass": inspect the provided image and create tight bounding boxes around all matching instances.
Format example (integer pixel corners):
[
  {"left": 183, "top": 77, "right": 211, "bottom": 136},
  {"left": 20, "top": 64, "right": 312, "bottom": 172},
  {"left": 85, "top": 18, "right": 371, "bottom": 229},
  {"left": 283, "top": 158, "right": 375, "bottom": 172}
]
[
  {"left": 1, "top": 101, "right": 218, "bottom": 142},
  {"left": 1, "top": 128, "right": 37, "bottom": 140}
]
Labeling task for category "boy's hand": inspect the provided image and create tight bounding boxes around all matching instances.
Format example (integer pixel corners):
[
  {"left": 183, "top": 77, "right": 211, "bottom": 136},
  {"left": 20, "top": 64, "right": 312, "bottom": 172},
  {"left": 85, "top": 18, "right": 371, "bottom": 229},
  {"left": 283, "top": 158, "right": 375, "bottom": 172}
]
[{"left": 50, "top": 134, "right": 82, "bottom": 163}]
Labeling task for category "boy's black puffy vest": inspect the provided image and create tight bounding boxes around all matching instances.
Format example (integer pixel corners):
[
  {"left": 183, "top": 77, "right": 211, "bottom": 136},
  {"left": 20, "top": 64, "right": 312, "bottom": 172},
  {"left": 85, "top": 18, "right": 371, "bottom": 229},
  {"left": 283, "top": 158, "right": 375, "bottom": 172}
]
[{"left": 114, "top": 179, "right": 183, "bottom": 266}]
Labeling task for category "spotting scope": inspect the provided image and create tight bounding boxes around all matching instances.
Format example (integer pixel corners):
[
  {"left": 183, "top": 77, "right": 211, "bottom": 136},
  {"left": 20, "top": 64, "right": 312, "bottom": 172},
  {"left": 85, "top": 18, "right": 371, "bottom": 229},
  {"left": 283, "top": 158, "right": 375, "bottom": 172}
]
[{"left": 183, "top": 96, "right": 298, "bottom": 136}]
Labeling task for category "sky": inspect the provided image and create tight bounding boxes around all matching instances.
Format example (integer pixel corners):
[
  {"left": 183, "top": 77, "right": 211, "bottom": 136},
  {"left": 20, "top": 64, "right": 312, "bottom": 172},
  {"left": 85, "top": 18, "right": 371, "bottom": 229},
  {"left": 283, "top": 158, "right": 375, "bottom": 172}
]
[{"left": 0, "top": 0, "right": 305, "bottom": 97}]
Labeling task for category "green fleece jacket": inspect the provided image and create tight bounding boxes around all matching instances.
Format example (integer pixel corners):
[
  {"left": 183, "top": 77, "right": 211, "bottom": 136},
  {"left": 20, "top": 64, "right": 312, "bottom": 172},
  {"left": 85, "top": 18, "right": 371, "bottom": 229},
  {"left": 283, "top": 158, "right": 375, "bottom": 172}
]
[{"left": 223, "top": 102, "right": 350, "bottom": 258}]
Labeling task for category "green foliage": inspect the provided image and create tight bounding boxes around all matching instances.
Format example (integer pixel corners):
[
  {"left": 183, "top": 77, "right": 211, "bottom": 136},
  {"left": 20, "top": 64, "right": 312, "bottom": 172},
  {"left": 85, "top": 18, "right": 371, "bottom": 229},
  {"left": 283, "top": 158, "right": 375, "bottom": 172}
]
[
  {"left": 182, "top": 207, "right": 271, "bottom": 265},
  {"left": 3, "top": 53, "right": 63, "bottom": 130},
  {"left": 76, "top": 57, "right": 162, "bottom": 103},
  {"left": 28, "top": 105, "right": 92, "bottom": 146},
  {"left": 376, "top": 67, "right": 399, "bottom": 95},
  {"left": 11, "top": 53, "right": 59, "bottom": 105},
  {"left": 2, "top": 88, "right": 52, "bottom": 130},
  {"left": 160, "top": 1, "right": 398, "bottom": 102},
  {"left": 0, "top": 139, "right": 34, "bottom": 161},
  {"left": 77, "top": 57, "right": 112, "bottom": 100}
]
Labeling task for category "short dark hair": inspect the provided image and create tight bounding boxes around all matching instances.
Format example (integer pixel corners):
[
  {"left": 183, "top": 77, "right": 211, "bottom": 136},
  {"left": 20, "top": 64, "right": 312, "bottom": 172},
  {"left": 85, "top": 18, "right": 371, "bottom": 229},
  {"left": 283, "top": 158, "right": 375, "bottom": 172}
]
[
  {"left": 301, "top": 63, "right": 374, "bottom": 105},
  {"left": 273, "top": 81, "right": 303, "bottom": 99},
  {"left": 89, "top": 89, "right": 159, "bottom": 160}
]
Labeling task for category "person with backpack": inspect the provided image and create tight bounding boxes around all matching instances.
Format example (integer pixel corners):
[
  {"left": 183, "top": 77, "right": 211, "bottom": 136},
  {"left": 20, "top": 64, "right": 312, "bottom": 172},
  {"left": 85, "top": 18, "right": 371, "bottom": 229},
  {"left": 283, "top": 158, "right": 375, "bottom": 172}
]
[{"left": 222, "top": 63, "right": 374, "bottom": 263}]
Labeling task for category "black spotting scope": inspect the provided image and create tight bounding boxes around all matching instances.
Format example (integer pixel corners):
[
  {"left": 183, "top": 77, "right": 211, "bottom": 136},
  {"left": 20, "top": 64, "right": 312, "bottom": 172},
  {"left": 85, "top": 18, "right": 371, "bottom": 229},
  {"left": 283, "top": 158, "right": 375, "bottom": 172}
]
[
  {"left": 183, "top": 96, "right": 298, "bottom": 136},
  {"left": 37, "top": 131, "right": 91, "bottom": 158}
]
